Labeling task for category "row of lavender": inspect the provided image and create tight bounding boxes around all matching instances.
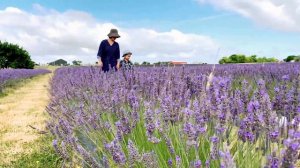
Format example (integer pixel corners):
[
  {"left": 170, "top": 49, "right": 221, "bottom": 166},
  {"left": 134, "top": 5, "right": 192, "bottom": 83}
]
[
  {"left": 0, "top": 68, "right": 51, "bottom": 92},
  {"left": 47, "top": 63, "right": 300, "bottom": 168}
]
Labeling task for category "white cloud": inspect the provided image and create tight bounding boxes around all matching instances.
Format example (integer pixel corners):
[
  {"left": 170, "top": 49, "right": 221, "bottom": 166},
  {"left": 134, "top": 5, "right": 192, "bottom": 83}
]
[
  {"left": 197, "top": 0, "right": 300, "bottom": 32},
  {"left": 0, "top": 6, "right": 220, "bottom": 64}
]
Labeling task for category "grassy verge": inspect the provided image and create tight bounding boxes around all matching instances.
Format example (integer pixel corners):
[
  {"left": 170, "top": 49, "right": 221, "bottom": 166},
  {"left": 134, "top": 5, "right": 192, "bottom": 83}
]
[
  {"left": 0, "top": 78, "right": 32, "bottom": 97},
  {"left": 0, "top": 68, "right": 61, "bottom": 167},
  {"left": 1, "top": 134, "right": 62, "bottom": 168}
]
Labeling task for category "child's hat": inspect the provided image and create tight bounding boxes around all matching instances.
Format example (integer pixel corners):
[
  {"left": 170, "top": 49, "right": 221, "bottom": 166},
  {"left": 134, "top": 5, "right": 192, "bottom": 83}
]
[{"left": 122, "top": 50, "right": 132, "bottom": 57}]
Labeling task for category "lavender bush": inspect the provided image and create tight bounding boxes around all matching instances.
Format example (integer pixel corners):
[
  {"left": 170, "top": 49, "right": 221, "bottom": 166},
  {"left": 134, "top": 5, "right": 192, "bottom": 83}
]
[
  {"left": 47, "top": 63, "right": 300, "bottom": 167},
  {"left": 0, "top": 68, "right": 51, "bottom": 93}
]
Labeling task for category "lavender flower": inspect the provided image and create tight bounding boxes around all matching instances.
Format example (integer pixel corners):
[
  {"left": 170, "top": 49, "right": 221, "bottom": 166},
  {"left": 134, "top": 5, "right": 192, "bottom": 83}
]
[
  {"left": 176, "top": 155, "right": 181, "bottom": 168},
  {"left": 103, "top": 156, "right": 109, "bottom": 168},
  {"left": 168, "top": 158, "right": 173, "bottom": 167},
  {"left": 205, "top": 159, "right": 210, "bottom": 168},
  {"left": 162, "top": 133, "right": 175, "bottom": 154},
  {"left": 247, "top": 101, "right": 260, "bottom": 113},
  {"left": 144, "top": 105, "right": 161, "bottom": 143},
  {"left": 58, "top": 119, "right": 72, "bottom": 135},
  {"left": 105, "top": 139, "right": 126, "bottom": 165},
  {"left": 128, "top": 140, "right": 140, "bottom": 166},
  {"left": 183, "top": 122, "right": 197, "bottom": 146},
  {"left": 193, "top": 160, "right": 202, "bottom": 168},
  {"left": 76, "top": 145, "right": 101, "bottom": 168},
  {"left": 269, "top": 130, "right": 279, "bottom": 142},
  {"left": 209, "top": 136, "right": 220, "bottom": 160},
  {"left": 141, "top": 151, "right": 159, "bottom": 168},
  {"left": 265, "top": 152, "right": 279, "bottom": 168},
  {"left": 115, "top": 116, "right": 131, "bottom": 135},
  {"left": 281, "top": 130, "right": 300, "bottom": 168},
  {"left": 282, "top": 75, "right": 290, "bottom": 81},
  {"left": 210, "top": 136, "right": 219, "bottom": 144},
  {"left": 219, "top": 150, "right": 236, "bottom": 168}
]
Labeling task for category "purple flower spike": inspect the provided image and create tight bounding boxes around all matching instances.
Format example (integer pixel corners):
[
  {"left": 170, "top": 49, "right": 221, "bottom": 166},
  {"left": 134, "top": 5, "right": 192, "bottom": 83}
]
[
  {"left": 194, "top": 160, "right": 202, "bottom": 168},
  {"left": 105, "top": 139, "right": 126, "bottom": 165},
  {"left": 210, "top": 136, "right": 219, "bottom": 143},
  {"left": 142, "top": 151, "right": 159, "bottom": 168},
  {"left": 247, "top": 101, "right": 260, "bottom": 113},
  {"left": 265, "top": 152, "right": 279, "bottom": 168},
  {"left": 219, "top": 150, "right": 236, "bottom": 168},
  {"left": 290, "top": 142, "right": 300, "bottom": 151},
  {"left": 205, "top": 159, "right": 210, "bottom": 167},
  {"left": 168, "top": 158, "right": 173, "bottom": 167},
  {"left": 176, "top": 155, "right": 181, "bottom": 167},
  {"left": 269, "top": 131, "right": 279, "bottom": 142},
  {"left": 282, "top": 75, "right": 289, "bottom": 81}
]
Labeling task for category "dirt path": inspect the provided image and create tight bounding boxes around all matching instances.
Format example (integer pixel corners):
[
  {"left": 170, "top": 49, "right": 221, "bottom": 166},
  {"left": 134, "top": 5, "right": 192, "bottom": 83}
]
[{"left": 0, "top": 73, "right": 52, "bottom": 164}]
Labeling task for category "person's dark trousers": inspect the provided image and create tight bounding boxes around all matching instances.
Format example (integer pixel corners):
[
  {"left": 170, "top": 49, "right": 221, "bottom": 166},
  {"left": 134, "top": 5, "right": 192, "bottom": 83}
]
[{"left": 102, "top": 64, "right": 117, "bottom": 72}]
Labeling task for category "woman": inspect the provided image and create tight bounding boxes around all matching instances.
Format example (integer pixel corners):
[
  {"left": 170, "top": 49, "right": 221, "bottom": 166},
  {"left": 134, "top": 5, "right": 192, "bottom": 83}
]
[{"left": 97, "top": 29, "right": 121, "bottom": 72}]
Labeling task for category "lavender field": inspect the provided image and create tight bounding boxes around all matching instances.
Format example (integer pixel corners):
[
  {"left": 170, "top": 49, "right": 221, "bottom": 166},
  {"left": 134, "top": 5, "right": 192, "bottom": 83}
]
[
  {"left": 47, "top": 63, "right": 300, "bottom": 168},
  {"left": 0, "top": 68, "right": 51, "bottom": 93}
]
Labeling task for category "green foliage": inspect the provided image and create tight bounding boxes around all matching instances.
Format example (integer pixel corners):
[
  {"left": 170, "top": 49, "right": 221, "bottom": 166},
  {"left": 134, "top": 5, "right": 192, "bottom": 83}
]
[
  {"left": 256, "top": 57, "right": 278, "bottom": 63},
  {"left": 219, "top": 57, "right": 230, "bottom": 64},
  {"left": 72, "top": 60, "right": 82, "bottom": 66},
  {"left": 153, "top": 61, "right": 170, "bottom": 66},
  {"left": 246, "top": 55, "right": 257, "bottom": 63},
  {"left": 48, "top": 59, "right": 69, "bottom": 66},
  {"left": 219, "top": 54, "right": 278, "bottom": 64},
  {"left": 141, "top": 61, "right": 151, "bottom": 65},
  {"left": 0, "top": 41, "right": 35, "bottom": 69},
  {"left": 283, "top": 55, "right": 300, "bottom": 62}
]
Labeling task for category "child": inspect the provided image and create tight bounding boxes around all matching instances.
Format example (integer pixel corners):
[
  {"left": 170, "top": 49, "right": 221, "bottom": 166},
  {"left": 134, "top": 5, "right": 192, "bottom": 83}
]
[{"left": 119, "top": 50, "right": 133, "bottom": 70}]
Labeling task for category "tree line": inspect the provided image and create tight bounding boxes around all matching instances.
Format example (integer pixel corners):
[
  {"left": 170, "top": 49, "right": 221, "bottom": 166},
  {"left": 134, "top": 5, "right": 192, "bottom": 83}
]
[
  {"left": 219, "top": 54, "right": 278, "bottom": 64},
  {"left": 219, "top": 54, "right": 300, "bottom": 64},
  {"left": 1, "top": 41, "right": 300, "bottom": 69}
]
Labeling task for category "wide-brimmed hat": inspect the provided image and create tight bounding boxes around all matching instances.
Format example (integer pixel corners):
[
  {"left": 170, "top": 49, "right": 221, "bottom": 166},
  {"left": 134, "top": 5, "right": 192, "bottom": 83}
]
[
  {"left": 107, "top": 29, "right": 120, "bottom": 38},
  {"left": 122, "top": 50, "right": 132, "bottom": 57}
]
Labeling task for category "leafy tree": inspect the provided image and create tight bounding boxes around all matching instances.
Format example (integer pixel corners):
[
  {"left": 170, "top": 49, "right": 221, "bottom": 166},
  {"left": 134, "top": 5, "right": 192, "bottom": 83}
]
[
  {"left": 141, "top": 61, "right": 151, "bottom": 65},
  {"left": 134, "top": 62, "right": 140, "bottom": 66},
  {"left": 230, "top": 54, "right": 246, "bottom": 63},
  {"left": 219, "top": 54, "right": 278, "bottom": 64},
  {"left": 219, "top": 57, "right": 231, "bottom": 64},
  {"left": 284, "top": 55, "right": 299, "bottom": 62},
  {"left": 219, "top": 57, "right": 226, "bottom": 64},
  {"left": 72, "top": 60, "right": 82, "bottom": 66},
  {"left": 257, "top": 57, "right": 265, "bottom": 63},
  {"left": 48, "top": 59, "right": 68, "bottom": 66},
  {"left": 247, "top": 55, "right": 257, "bottom": 63},
  {"left": 267, "top": 57, "right": 278, "bottom": 62},
  {"left": 256, "top": 57, "right": 278, "bottom": 63},
  {"left": 0, "top": 41, "right": 35, "bottom": 69},
  {"left": 153, "top": 61, "right": 161, "bottom": 65},
  {"left": 153, "top": 61, "right": 170, "bottom": 66}
]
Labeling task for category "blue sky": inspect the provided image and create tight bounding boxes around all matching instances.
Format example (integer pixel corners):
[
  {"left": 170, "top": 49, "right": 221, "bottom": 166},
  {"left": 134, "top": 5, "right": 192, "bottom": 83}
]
[{"left": 0, "top": 0, "right": 299, "bottom": 64}]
